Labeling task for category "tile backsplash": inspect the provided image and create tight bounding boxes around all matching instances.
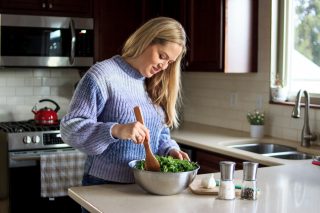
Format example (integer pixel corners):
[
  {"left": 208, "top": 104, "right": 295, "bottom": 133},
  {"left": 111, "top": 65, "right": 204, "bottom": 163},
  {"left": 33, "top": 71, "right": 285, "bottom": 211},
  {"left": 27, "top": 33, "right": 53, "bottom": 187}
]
[
  {"left": 0, "top": 68, "right": 80, "bottom": 122},
  {"left": 180, "top": 71, "right": 320, "bottom": 143}
]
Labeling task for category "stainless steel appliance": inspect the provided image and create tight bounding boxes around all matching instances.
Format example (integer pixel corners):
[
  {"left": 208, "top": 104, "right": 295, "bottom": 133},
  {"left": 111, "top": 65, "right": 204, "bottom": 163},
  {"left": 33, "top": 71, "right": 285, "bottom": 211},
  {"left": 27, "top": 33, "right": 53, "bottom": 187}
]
[
  {"left": 0, "top": 14, "right": 94, "bottom": 67},
  {"left": 0, "top": 120, "right": 81, "bottom": 213}
]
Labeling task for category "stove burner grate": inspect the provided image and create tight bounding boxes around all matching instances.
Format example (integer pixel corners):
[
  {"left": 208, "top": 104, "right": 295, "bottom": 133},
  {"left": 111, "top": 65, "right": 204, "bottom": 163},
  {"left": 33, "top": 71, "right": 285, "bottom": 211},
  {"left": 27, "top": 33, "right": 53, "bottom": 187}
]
[{"left": 0, "top": 120, "right": 60, "bottom": 133}]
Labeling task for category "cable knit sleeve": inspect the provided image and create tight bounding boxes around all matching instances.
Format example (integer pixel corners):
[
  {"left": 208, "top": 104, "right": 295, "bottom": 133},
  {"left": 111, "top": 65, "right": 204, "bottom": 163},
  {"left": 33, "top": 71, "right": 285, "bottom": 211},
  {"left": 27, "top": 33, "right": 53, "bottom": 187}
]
[
  {"left": 157, "top": 126, "right": 180, "bottom": 156},
  {"left": 60, "top": 70, "right": 118, "bottom": 155}
]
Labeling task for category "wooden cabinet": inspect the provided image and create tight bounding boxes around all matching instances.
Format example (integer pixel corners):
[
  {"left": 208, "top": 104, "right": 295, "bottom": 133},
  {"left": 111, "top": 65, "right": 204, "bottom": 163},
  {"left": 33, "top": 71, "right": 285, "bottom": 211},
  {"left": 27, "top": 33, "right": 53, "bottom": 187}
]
[
  {"left": 93, "top": 0, "right": 144, "bottom": 62},
  {"left": 0, "top": 0, "right": 93, "bottom": 17},
  {"left": 142, "top": 0, "right": 185, "bottom": 23},
  {"left": 185, "top": 0, "right": 258, "bottom": 72},
  {"left": 179, "top": 143, "right": 266, "bottom": 174},
  {"left": 93, "top": 0, "right": 258, "bottom": 72},
  {"left": 195, "top": 149, "right": 245, "bottom": 174},
  {"left": 184, "top": 0, "right": 224, "bottom": 71}
]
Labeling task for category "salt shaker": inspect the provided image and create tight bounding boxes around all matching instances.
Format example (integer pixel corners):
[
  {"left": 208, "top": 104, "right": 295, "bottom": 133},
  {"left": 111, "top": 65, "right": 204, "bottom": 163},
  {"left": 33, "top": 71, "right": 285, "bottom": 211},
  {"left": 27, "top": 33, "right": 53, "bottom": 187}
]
[
  {"left": 218, "top": 161, "right": 236, "bottom": 200},
  {"left": 241, "top": 162, "right": 259, "bottom": 200}
]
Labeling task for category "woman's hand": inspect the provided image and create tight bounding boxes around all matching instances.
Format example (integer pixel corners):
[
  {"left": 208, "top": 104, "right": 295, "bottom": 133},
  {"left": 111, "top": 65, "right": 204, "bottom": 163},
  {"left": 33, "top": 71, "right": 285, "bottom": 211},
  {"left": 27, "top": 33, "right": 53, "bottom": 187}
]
[
  {"left": 168, "top": 149, "right": 190, "bottom": 161},
  {"left": 111, "top": 122, "right": 149, "bottom": 144}
]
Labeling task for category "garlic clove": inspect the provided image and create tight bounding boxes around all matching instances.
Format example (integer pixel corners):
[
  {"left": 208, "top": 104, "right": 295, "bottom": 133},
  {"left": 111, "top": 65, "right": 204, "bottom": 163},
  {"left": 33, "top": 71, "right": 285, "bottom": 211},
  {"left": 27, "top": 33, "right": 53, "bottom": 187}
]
[{"left": 200, "top": 174, "right": 216, "bottom": 189}]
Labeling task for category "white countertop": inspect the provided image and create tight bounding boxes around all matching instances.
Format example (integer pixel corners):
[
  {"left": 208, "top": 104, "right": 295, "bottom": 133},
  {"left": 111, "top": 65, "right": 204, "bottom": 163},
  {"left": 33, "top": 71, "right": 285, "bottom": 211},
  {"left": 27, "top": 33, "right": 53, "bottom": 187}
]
[
  {"left": 69, "top": 163, "right": 320, "bottom": 213},
  {"left": 68, "top": 122, "right": 320, "bottom": 213}
]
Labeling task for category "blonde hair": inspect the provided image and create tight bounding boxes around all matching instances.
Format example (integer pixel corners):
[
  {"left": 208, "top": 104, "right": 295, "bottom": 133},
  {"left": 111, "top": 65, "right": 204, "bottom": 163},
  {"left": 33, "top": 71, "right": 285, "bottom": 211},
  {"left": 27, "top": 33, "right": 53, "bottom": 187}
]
[{"left": 122, "top": 17, "right": 186, "bottom": 128}]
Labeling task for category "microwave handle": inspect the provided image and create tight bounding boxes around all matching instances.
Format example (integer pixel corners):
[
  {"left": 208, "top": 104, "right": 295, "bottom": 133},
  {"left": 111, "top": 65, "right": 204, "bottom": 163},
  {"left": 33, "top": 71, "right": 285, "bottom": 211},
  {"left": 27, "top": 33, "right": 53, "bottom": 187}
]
[{"left": 69, "top": 19, "right": 76, "bottom": 65}]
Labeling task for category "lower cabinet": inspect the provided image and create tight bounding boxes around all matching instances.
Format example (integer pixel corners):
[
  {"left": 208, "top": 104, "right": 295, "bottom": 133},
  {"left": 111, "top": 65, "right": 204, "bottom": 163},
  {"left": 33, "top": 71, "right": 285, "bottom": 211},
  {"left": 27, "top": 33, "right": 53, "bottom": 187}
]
[
  {"left": 179, "top": 143, "right": 266, "bottom": 174},
  {"left": 195, "top": 149, "right": 245, "bottom": 174}
]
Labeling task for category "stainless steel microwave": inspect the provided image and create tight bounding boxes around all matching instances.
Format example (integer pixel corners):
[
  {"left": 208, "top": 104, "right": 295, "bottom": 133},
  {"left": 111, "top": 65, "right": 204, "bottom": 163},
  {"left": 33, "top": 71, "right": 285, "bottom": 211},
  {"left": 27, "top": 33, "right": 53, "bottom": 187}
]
[{"left": 0, "top": 14, "right": 94, "bottom": 67}]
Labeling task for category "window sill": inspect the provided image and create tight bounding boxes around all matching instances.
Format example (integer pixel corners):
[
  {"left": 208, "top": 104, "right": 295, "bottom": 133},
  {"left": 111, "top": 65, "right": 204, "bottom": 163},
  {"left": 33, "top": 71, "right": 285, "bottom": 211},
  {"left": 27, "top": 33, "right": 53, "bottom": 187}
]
[{"left": 270, "top": 100, "right": 320, "bottom": 109}]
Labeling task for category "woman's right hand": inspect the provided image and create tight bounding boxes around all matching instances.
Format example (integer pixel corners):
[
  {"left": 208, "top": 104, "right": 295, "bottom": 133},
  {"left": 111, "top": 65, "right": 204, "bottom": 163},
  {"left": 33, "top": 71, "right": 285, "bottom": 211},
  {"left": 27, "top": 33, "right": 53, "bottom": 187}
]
[{"left": 111, "top": 122, "right": 149, "bottom": 144}]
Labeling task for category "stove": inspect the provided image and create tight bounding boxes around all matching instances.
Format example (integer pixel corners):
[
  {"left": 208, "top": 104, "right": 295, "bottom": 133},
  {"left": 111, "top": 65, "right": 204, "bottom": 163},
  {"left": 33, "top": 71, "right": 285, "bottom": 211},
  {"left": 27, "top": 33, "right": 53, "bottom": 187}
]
[
  {"left": 0, "top": 120, "right": 80, "bottom": 213},
  {"left": 0, "top": 120, "right": 69, "bottom": 151}
]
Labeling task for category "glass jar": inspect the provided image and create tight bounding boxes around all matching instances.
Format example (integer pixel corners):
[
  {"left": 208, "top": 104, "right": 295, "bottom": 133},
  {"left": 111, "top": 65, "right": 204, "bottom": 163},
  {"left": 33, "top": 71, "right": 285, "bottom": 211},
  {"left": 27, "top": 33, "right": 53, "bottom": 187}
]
[
  {"left": 241, "top": 162, "right": 259, "bottom": 200},
  {"left": 241, "top": 180, "right": 257, "bottom": 200},
  {"left": 218, "top": 161, "right": 236, "bottom": 200}
]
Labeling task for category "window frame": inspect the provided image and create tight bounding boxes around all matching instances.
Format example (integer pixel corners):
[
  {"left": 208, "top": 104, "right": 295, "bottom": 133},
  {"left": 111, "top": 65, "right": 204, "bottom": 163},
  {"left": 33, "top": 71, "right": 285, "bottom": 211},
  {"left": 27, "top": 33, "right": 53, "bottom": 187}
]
[{"left": 274, "top": 0, "right": 320, "bottom": 105}]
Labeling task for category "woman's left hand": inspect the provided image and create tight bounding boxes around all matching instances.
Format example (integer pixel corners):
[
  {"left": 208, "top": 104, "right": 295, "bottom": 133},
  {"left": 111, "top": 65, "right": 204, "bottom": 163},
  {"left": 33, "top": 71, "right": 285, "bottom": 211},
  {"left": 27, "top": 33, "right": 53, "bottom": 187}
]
[{"left": 168, "top": 149, "right": 190, "bottom": 161}]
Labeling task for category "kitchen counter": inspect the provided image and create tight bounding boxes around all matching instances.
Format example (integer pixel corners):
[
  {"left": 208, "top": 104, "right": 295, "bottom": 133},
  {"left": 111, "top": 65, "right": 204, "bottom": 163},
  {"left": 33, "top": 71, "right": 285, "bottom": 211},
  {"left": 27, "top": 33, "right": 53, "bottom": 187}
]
[
  {"left": 171, "top": 122, "right": 320, "bottom": 166},
  {"left": 68, "top": 163, "right": 320, "bottom": 213}
]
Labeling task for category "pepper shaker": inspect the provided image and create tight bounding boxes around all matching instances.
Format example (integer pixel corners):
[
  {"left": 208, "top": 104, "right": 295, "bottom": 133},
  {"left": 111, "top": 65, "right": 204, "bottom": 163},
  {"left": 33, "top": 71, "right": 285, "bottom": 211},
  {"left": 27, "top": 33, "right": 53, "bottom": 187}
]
[
  {"left": 218, "top": 161, "right": 236, "bottom": 200},
  {"left": 241, "top": 162, "right": 259, "bottom": 200}
]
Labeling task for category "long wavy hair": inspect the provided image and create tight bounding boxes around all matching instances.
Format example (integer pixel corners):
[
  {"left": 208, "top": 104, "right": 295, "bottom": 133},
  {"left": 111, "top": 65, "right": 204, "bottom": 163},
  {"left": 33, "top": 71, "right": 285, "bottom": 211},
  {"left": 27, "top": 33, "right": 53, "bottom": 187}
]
[{"left": 122, "top": 17, "right": 186, "bottom": 128}]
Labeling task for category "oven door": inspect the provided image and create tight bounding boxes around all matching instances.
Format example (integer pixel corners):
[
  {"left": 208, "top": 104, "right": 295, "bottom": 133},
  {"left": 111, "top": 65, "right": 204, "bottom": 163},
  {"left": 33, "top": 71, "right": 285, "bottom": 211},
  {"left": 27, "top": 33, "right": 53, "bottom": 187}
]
[{"left": 8, "top": 149, "right": 82, "bottom": 213}]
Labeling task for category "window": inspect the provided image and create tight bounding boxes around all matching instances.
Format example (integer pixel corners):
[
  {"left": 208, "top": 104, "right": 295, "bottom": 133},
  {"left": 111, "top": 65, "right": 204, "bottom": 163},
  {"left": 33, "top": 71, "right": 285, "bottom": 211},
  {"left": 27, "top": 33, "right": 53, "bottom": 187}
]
[{"left": 275, "top": 0, "right": 320, "bottom": 102}]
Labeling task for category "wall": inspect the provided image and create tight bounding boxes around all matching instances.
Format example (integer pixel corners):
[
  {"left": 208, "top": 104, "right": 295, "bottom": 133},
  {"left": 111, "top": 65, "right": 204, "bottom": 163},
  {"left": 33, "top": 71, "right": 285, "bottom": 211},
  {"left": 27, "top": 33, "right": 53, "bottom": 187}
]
[
  {"left": 181, "top": 0, "right": 320, "bottom": 144},
  {"left": 0, "top": 68, "right": 80, "bottom": 122}
]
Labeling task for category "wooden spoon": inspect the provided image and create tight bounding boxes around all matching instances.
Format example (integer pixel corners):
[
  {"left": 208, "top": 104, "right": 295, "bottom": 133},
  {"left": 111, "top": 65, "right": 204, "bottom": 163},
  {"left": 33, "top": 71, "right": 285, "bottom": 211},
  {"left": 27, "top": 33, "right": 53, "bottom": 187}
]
[{"left": 134, "top": 106, "right": 161, "bottom": 172}]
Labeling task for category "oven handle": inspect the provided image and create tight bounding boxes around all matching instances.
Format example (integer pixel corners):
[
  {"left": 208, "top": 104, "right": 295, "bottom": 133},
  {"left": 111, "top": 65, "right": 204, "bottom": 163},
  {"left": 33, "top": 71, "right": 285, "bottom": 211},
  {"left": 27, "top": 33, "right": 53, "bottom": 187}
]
[
  {"left": 9, "top": 148, "right": 77, "bottom": 167},
  {"left": 10, "top": 155, "right": 41, "bottom": 161}
]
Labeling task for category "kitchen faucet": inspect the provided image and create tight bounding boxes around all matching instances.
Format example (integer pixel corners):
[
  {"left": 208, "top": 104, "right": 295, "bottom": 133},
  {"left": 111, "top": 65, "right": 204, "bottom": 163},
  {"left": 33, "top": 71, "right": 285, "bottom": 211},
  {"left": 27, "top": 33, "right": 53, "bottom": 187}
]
[{"left": 291, "top": 89, "right": 317, "bottom": 147}]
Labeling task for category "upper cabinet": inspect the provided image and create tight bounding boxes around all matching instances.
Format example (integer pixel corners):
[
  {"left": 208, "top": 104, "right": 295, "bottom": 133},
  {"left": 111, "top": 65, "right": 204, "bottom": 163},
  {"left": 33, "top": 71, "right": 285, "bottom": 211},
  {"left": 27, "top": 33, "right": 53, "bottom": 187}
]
[
  {"left": 142, "top": 0, "right": 185, "bottom": 24},
  {"left": 185, "top": 0, "right": 258, "bottom": 73},
  {"left": 0, "top": 0, "right": 93, "bottom": 17},
  {"left": 185, "top": 0, "right": 224, "bottom": 71},
  {"left": 93, "top": 0, "right": 144, "bottom": 62},
  {"left": 140, "top": 0, "right": 257, "bottom": 73}
]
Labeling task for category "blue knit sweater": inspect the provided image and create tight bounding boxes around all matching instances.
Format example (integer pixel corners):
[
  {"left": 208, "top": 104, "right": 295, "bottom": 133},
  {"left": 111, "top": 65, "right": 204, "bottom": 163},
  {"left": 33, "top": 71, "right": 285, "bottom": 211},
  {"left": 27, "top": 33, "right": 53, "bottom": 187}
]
[{"left": 60, "top": 55, "right": 180, "bottom": 183}]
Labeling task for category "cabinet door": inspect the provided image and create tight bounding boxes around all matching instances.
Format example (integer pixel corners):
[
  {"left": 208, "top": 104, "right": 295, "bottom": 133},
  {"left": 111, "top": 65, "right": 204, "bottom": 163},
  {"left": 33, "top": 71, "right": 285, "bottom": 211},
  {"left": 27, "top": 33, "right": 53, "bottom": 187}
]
[
  {"left": 0, "top": 0, "right": 92, "bottom": 17},
  {"left": 196, "top": 149, "right": 244, "bottom": 174},
  {"left": 142, "top": 0, "right": 185, "bottom": 23},
  {"left": 94, "top": 0, "right": 144, "bottom": 62},
  {"left": 185, "top": 0, "right": 224, "bottom": 71}
]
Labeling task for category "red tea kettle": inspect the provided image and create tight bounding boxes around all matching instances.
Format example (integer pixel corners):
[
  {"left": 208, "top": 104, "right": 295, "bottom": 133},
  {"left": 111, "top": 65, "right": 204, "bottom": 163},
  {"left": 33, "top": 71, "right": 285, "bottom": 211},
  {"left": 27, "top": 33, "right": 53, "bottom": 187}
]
[{"left": 32, "top": 99, "right": 60, "bottom": 125}]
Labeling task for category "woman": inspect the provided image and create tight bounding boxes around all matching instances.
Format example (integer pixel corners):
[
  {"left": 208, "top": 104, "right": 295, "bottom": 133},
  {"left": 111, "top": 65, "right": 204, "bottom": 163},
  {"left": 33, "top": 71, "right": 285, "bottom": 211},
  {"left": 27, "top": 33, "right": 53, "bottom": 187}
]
[{"left": 60, "top": 17, "right": 189, "bottom": 187}]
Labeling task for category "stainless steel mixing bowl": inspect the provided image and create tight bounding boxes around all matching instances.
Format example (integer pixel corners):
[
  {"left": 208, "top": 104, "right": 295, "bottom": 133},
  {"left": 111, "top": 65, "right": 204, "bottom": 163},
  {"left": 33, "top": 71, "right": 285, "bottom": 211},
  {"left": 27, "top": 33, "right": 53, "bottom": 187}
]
[{"left": 128, "top": 159, "right": 199, "bottom": 195}]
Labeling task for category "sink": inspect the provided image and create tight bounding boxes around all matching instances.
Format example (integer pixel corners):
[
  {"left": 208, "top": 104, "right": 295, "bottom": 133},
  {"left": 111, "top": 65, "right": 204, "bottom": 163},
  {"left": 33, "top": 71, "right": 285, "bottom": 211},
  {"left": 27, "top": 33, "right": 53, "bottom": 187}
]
[
  {"left": 228, "top": 143, "right": 296, "bottom": 154},
  {"left": 264, "top": 151, "right": 313, "bottom": 160},
  {"left": 228, "top": 143, "right": 313, "bottom": 160}
]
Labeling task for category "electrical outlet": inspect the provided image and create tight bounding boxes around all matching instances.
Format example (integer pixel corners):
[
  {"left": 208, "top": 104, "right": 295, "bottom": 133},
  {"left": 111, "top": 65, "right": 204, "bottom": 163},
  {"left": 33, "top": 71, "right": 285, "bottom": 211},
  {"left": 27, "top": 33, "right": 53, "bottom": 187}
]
[
  {"left": 256, "top": 95, "right": 263, "bottom": 110},
  {"left": 230, "top": 93, "right": 238, "bottom": 107}
]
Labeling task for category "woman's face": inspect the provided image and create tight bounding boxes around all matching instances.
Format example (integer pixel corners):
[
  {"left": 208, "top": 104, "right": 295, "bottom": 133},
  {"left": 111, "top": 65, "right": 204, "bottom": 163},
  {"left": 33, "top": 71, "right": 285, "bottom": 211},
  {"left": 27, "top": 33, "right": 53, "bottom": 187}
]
[{"left": 133, "top": 42, "right": 183, "bottom": 78}]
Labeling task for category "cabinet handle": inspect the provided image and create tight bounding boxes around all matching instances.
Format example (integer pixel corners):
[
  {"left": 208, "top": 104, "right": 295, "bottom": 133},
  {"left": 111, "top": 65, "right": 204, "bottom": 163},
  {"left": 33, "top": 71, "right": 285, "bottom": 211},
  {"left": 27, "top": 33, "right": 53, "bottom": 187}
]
[
  {"left": 42, "top": 2, "right": 46, "bottom": 8},
  {"left": 49, "top": 3, "right": 53, "bottom": 8}
]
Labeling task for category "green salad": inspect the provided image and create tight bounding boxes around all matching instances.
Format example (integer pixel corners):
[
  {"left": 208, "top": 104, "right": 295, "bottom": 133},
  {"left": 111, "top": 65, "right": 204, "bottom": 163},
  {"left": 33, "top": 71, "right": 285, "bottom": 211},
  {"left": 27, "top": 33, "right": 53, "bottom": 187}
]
[{"left": 135, "top": 156, "right": 198, "bottom": 172}]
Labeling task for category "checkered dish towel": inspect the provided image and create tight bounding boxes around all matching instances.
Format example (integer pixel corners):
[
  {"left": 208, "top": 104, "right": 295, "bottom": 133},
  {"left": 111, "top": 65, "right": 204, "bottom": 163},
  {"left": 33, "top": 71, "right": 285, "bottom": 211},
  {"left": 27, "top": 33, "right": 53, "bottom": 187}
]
[{"left": 40, "top": 150, "right": 87, "bottom": 198}]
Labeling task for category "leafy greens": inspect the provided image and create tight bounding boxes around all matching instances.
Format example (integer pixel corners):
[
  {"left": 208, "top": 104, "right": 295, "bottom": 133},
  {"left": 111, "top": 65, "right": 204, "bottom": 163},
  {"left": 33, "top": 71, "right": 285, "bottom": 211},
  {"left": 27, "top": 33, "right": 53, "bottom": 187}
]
[{"left": 135, "top": 156, "right": 198, "bottom": 172}]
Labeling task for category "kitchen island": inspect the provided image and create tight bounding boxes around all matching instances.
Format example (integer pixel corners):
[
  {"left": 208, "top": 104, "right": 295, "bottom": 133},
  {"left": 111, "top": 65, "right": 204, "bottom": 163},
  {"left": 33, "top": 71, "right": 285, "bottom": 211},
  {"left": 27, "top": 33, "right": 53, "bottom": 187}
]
[{"left": 68, "top": 163, "right": 320, "bottom": 213}]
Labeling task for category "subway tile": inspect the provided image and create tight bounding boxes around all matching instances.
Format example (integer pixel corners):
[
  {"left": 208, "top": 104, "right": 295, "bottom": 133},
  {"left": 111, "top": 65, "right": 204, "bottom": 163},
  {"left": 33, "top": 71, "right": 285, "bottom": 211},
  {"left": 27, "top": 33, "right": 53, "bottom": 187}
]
[
  {"left": 7, "top": 97, "right": 25, "bottom": 105},
  {"left": 50, "top": 68, "right": 81, "bottom": 78},
  {"left": 0, "top": 87, "right": 15, "bottom": 96},
  {"left": 7, "top": 78, "right": 25, "bottom": 86},
  {"left": 33, "top": 87, "right": 51, "bottom": 96},
  {"left": 15, "top": 87, "right": 33, "bottom": 96},
  {"left": 15, "top": 69, "right": 33, "bottom": 77},
  {"left": 0, "top": 97, "right": 6, "bottom": 104},
  {"left": 33, "top": 69, "right": 51, "bottom": 77}
]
